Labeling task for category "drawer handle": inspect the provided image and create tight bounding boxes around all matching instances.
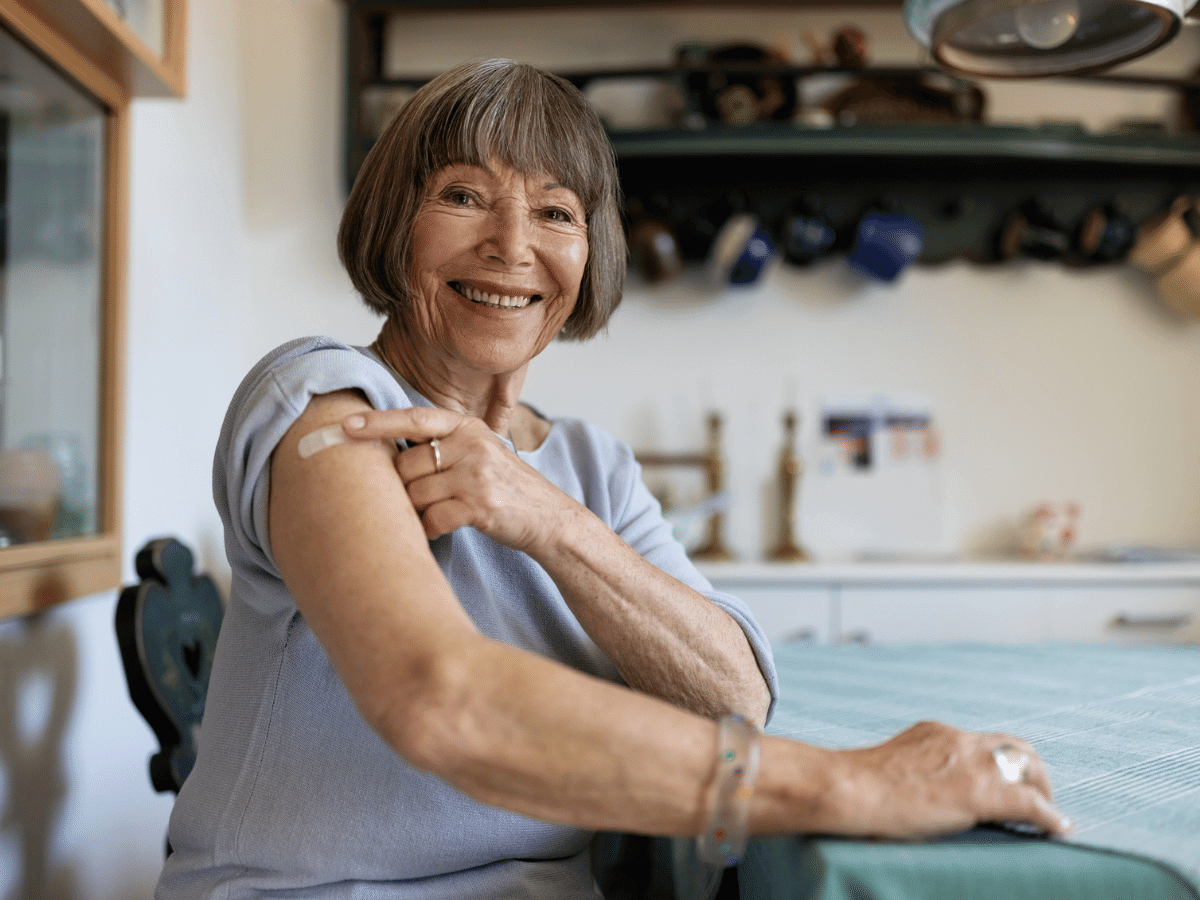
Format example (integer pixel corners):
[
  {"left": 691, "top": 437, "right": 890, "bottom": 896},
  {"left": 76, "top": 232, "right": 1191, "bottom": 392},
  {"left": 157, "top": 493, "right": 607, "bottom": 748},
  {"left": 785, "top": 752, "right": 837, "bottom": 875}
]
[{"left": 1111, "top": 613, "right": 1193, "bottom": 630}]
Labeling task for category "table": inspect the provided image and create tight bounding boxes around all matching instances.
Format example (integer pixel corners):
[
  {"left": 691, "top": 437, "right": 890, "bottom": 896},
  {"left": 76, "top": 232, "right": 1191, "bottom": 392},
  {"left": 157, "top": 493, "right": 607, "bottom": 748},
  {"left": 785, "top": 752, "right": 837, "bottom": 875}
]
[{"left": 737, "top": 642, "right": 1200, "bottom": 900}]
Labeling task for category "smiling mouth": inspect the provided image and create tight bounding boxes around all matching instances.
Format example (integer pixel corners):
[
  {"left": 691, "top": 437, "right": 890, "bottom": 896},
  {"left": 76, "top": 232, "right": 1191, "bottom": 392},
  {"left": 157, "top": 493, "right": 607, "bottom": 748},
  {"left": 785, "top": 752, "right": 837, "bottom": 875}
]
[{"left": 451, "top": 281, "right": 541, "bottom": 309}]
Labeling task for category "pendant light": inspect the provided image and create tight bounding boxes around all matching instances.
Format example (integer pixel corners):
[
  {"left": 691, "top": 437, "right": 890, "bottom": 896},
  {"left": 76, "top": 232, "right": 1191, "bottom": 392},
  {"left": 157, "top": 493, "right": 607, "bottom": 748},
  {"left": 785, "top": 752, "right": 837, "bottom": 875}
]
[{"left": 904, "top": 0, "right": 1199, "bottom": 77}]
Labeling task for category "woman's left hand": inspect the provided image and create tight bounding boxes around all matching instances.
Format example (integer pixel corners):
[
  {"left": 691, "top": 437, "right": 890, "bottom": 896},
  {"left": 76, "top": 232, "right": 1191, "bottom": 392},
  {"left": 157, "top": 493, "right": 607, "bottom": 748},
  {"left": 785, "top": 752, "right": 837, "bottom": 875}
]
[{"left": 342, "top": 406, "right": 576, "bottom": 552}]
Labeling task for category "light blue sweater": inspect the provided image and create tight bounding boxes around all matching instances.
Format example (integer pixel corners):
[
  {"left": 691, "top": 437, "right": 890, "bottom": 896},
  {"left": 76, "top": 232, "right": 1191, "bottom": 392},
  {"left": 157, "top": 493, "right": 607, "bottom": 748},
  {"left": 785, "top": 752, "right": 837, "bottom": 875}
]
[{"left": 158, "top": 337, "right": 777, "bottom": 899}]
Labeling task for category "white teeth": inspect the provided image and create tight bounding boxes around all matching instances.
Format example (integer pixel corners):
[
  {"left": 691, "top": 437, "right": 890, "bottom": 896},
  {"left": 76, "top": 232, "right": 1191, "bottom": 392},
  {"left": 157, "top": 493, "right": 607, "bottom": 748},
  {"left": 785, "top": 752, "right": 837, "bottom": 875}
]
[{"left": 457, "top": 282, "right": 532, "bottom": 309}]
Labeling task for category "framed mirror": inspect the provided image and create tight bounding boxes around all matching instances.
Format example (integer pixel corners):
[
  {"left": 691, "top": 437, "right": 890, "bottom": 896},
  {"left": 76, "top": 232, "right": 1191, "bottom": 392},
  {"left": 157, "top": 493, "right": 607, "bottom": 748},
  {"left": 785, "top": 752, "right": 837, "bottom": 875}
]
[{"left": 0, "top": 2, "right": 130, "bottom": 618}]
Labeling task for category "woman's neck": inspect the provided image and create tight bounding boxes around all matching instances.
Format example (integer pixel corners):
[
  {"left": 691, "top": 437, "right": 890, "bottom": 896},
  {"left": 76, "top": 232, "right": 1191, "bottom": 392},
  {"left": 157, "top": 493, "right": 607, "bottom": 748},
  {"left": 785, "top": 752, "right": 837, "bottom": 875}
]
[{"left": 372, "top": 316, "right": 528, "bottom": 442}]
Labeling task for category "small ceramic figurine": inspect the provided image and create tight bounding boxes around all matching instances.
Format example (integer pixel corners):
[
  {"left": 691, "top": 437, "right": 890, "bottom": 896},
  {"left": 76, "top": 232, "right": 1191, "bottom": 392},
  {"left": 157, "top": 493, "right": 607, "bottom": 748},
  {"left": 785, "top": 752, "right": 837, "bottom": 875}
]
[{"left": 1021, "top": 501, "right": 1079, "bottom": 560}]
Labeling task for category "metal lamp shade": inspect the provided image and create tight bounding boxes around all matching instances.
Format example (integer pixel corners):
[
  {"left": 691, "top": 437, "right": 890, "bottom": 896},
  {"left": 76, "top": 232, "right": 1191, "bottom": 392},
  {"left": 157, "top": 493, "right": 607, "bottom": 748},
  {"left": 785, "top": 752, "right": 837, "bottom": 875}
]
[{"left": 904, "top": 0, "right": 1198, "bottom": 76}]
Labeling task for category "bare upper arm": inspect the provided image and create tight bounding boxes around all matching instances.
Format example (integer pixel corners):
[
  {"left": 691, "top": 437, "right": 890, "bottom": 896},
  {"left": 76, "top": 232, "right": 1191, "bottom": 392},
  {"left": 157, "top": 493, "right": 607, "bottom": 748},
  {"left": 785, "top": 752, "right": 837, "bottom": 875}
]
[{"left": 267, "top": 390, "right": 478, "bottom": 741}]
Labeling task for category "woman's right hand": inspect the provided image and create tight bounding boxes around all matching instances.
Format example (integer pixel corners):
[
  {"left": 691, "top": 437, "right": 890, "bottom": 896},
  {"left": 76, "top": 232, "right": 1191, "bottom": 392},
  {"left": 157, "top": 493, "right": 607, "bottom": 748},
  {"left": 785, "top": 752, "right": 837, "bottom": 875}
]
[
  {"left": 812, "top": 721, "right": 1070, "bottom": 840},
  {"left": 343, "top": 406, "right": 582, "bottom": 554}
]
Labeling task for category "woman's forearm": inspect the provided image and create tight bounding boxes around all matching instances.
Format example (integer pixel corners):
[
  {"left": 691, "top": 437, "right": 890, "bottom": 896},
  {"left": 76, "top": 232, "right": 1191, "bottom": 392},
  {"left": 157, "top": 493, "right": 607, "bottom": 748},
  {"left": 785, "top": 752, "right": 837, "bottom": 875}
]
[
  {"left": 386, "top": 632, "right": 721, "bottom": 833},
  {"left": 369, "top": 623, "right": 833, "bottom": 838},
  {"left": 529, "top": 501, "right": 771, "bottom": 725},
  {"left": 377, "top": 634, "right": 1070, "bottom": 844}
]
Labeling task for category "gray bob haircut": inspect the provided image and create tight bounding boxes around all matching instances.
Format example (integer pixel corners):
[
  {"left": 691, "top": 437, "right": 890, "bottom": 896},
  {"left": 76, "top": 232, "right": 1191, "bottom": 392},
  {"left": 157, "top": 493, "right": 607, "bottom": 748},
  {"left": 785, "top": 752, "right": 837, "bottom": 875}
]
[{"left": 338, "top": 58, "right": 625, "bottom": 342}]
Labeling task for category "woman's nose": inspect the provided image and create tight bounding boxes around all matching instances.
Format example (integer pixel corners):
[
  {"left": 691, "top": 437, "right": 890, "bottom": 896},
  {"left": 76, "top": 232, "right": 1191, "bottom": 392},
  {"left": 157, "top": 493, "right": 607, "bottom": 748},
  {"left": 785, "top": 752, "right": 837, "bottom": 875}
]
[{"left": 480, "top": 204, "right": 535, "bottom": 266}]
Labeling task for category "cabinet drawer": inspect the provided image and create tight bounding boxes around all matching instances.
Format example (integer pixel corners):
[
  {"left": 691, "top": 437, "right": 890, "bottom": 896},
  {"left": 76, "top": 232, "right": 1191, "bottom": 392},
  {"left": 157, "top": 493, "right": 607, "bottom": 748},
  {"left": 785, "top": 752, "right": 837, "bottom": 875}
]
[
  {"left": 838, "top": 587, "right": 1046, "bottom": 644},
  {"left": 708, "top": 580, "right": 830, "bottom": 645},
  {"left": 1046, "top": 586, "right": 1200, "bottom": 644}
]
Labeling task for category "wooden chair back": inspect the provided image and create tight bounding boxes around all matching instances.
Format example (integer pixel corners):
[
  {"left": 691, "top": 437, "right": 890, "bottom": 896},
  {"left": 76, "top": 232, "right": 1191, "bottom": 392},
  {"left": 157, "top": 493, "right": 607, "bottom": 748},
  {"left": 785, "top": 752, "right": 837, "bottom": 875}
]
[{"left": 115, "top": 537, "right": 223, "bottom": 794}]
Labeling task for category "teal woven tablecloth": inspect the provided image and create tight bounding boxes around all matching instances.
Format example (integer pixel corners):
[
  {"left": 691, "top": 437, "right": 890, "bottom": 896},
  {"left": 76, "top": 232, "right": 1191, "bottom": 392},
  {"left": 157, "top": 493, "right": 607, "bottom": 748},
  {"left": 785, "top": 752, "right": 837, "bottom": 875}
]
[{"left": 739, "top": 642, "right": 1200, "bottom": 900}]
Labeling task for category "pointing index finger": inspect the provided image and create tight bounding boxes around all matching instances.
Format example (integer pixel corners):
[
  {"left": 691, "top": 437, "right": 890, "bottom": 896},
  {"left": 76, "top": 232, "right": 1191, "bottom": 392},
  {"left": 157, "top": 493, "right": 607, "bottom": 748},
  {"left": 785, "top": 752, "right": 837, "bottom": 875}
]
[{"left": 341, "top": 406, "right": 456, "bottom": 444}]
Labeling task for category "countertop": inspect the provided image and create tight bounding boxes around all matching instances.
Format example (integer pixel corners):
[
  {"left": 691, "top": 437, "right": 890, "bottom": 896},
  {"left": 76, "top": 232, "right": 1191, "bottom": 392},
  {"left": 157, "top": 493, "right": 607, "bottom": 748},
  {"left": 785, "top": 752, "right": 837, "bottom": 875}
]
[{"left": 695, "top": 558, "right": 1200, "bottom": 586}]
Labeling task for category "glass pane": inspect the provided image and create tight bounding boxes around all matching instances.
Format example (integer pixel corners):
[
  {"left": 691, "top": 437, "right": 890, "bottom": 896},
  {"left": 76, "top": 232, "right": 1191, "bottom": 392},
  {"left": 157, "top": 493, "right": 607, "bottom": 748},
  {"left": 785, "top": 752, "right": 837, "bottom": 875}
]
[
  {"left": 0, "top": 26, "right": 105, "bottom": 547},
  {"left": 101, "top": 0, "right": 166, "bottom": 58}
]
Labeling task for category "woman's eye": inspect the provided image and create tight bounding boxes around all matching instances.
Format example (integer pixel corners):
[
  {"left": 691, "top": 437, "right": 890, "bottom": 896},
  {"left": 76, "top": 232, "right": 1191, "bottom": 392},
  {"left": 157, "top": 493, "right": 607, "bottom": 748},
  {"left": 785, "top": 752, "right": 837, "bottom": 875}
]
[
  {"left": 544, "top": 208, "right": 575, "bottom": 223},
  {"left": 445, "top": 189, "right": 475, "bottom": 206}
]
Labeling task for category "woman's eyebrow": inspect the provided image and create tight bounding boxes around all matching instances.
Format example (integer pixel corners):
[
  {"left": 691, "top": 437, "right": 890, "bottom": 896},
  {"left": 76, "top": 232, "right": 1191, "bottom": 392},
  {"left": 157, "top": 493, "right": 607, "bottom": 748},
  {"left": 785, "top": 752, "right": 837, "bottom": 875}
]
[{"left": 544, "top": 180, "right": 578, "bottom": 193}]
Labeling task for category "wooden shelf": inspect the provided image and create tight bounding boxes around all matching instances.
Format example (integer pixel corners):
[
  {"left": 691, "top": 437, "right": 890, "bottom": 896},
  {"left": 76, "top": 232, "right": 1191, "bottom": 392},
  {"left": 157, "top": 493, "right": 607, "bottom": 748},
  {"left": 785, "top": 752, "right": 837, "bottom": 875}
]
[
  {"left": 353, "top": 60, "right": 1200, "bottom": 183},
  {"left": 0, "top": 536, "right": 122, "bottom": 618}
]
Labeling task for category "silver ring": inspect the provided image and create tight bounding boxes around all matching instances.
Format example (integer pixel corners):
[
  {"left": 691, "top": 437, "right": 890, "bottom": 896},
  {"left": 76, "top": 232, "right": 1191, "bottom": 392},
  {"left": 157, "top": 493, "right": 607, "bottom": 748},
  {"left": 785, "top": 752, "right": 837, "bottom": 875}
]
[
  {"left": 993, "top": 743, "right": 1030, "bottom": 784},
  {"left": 429, "top": 438, "right": 442, "bottom": 474}
]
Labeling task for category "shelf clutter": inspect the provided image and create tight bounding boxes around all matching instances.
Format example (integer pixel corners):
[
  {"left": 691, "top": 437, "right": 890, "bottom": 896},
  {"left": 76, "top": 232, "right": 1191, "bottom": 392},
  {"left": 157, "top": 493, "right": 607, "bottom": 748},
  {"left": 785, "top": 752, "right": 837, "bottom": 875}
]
[
  {"left": 594, "top": 40, "right": 1200, "bottom": 303},
  {"left": 344, "top": 9, "right": 1200, "bottom": 312}
]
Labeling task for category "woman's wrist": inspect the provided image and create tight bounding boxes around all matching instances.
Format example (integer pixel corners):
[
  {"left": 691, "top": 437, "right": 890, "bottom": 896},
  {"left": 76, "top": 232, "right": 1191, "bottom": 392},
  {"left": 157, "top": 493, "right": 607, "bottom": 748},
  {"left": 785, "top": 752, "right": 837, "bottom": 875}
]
[
  {"left": 519, "top": 492, "right": 595, "bottom": 562},
  {"left": 747, "top": 736, "right": 845, "bottom": 836}
]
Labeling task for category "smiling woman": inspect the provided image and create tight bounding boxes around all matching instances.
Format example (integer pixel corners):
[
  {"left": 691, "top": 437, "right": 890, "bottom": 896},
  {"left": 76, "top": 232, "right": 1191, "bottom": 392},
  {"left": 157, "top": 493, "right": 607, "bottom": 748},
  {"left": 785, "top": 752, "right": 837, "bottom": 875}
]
[{"left": 157, "top": 58, "right": 1068, "bottom": 900}]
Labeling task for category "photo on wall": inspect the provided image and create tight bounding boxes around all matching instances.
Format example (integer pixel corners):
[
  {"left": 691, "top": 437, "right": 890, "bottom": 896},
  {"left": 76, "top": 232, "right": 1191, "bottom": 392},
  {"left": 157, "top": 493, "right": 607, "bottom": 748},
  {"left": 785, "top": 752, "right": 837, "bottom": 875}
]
[{"left": 804, "top": 394, "right": 947, "bottom": 559}]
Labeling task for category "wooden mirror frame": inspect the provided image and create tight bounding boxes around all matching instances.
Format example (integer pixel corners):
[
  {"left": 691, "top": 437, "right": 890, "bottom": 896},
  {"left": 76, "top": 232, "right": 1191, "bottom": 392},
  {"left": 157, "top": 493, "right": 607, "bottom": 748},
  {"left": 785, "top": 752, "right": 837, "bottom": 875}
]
[{"left": 0, "top": 0, "right": 185, "bottom": 618}]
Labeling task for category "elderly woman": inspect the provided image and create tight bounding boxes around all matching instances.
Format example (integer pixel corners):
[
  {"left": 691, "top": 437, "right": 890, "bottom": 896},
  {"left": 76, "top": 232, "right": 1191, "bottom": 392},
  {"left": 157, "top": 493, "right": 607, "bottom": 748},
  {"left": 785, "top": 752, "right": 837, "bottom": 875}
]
[{"left": 159, "top": 58, "right": 1067, "bottom": 899}]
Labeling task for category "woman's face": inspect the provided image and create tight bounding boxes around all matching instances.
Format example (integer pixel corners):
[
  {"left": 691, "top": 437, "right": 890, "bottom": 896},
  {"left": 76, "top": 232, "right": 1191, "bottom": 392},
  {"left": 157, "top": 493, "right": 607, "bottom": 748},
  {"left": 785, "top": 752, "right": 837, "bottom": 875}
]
[{"left": 406, "top": 159, "right": 589, "bottom": 380}]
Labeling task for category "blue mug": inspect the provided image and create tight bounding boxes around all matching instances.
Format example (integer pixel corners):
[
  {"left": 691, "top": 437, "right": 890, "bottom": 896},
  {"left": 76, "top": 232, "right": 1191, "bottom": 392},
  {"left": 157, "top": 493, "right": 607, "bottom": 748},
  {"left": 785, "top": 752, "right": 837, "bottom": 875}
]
[
  {"left": 849, "top": 211, "right": 924, "bottom": 282},
  {"left": 708, "top": 213, "right": 777, "bottom": 286},
  {"left": 782, "top": 212, "right": 837, "bottom": 265}
]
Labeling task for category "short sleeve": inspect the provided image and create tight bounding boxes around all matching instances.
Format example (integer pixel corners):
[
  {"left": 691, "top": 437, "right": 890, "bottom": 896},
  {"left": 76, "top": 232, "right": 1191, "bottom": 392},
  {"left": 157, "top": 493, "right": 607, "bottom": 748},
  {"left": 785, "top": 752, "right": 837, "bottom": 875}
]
[{"left": 211, "top": 337, "right": 419, "bottom": 607}]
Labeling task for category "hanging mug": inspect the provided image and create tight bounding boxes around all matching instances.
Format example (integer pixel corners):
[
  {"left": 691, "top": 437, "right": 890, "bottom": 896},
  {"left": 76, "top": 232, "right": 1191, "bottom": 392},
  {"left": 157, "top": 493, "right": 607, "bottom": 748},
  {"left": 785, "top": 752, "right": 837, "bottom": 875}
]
[
  {"left": 1074, "top": 203, "right": 1136, "bottom": 264},
  {"left": 629, "top": 218, "right": 683, "bottom": 284},
  {"left": 848, "top": 209, "right": 924, "bottom": 282},
  {"left": 997, "top": 200, "right": 1069, "bottom": 262},
  {"left": 780, "top": 208, "right": 837, "bottom": 266},
  {"left": 1154, "top": 240, "right": 1200, "bottom": 320},
  {"left": 1127, "top": 196, "right": 1196, "bottom": 275},
  {"left": 707, "top": 213, "right": 777, "bottom": 286}
]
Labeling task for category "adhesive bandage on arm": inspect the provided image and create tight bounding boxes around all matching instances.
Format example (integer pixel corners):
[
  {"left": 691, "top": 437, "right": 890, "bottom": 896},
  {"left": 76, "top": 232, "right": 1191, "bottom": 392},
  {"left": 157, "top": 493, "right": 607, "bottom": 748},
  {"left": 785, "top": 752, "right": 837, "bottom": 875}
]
[{"left": 298, "top": 423, "right": 352, "bottom": 459}]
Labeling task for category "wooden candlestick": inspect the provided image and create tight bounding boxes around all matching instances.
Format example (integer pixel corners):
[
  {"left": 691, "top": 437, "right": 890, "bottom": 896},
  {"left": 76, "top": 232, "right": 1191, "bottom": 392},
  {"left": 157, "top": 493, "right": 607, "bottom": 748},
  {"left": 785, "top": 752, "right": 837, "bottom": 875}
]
[{"left": 769, "top": 411, "right": 809, "bottom": 562}]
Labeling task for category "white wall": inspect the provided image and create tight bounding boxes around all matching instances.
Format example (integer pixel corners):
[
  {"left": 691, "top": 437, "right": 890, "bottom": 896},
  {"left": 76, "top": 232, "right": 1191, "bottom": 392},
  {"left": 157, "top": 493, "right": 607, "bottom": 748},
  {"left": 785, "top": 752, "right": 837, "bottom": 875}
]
[{"left": 1, "top": 2, "right": 1198, "bottom": 898}]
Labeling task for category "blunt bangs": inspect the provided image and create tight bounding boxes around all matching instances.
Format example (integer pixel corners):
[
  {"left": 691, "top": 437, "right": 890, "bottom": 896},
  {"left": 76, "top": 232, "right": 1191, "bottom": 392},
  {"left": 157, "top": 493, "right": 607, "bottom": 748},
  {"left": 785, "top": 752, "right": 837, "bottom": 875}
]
[{"left": 424, "top": 65, "right": 611, "bottom": 218}]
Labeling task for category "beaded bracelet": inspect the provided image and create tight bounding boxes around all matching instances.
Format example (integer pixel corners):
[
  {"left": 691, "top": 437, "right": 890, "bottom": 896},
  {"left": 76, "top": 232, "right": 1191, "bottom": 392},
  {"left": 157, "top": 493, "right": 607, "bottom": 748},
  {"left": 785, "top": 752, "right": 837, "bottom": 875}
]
[{"left": 697, "top": 713, "right": 761, "bottom": 868}]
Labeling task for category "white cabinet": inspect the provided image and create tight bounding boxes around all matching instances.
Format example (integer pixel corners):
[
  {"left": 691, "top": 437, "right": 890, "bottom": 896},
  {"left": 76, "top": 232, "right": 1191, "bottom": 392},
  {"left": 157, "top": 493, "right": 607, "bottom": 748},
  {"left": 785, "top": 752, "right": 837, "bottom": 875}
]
[
  {"left": 838, "top": 587, "right": 1046, "bottom": 644},
  {"left": 700, "top": 564, "right": 836, "bottom": 645},
  {"left": 1046, "top": 586, "right": 1200, "bottom": 644},
  {"left": 699, "top": 562, "right": 1200, "bottom": 646}
]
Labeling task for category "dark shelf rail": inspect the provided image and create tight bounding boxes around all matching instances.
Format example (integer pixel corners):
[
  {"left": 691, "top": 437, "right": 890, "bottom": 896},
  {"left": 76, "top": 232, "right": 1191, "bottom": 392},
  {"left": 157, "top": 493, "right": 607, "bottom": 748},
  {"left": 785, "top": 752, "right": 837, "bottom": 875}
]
[{"left": 366, "top": 64, "right": 1200, "bottom": 94}]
